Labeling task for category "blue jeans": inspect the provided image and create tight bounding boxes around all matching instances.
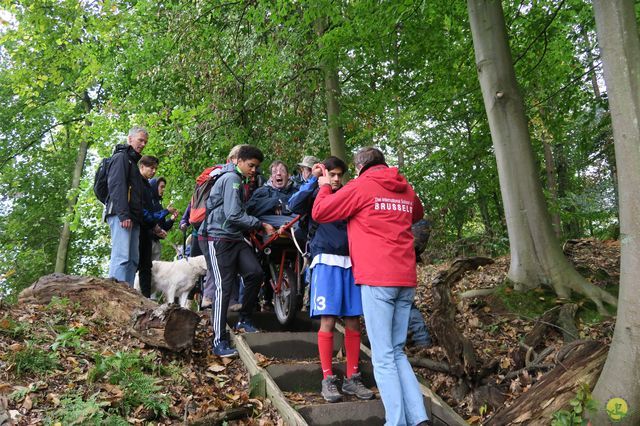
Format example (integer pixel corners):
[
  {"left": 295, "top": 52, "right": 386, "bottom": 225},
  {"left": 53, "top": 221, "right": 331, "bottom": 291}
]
[
  {"left": 107, "top": 215, "right": 140, "bottom": 286},
  {"left": 361, "top": 285, "right": 428, "bottom": 426}
]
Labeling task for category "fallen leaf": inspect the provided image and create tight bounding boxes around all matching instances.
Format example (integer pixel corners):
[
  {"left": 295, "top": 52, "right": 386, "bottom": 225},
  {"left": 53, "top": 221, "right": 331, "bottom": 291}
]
[
  {"left": 8, "top": 343, "right": 23, "bottom": 352},
  {"left": 466, "top": 415, "right": 482, "bottom": 424},
  {"left": 22, "top": 395, "right": 33, "bottom": 411},
  {"left": 499, "top": 357, "right": 511, "bottom": 369},
  {"left": 207, "top": 363, "right": 226, "bottom": 373},
  {"left": 47, "top": 393, "right": 61, "bottom": 407}
]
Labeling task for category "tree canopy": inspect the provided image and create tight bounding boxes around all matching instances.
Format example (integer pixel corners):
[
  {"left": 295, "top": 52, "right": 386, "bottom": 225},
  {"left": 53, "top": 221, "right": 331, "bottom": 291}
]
[{"left": 0, "top": 0, "right": 620, "bottom": 300}]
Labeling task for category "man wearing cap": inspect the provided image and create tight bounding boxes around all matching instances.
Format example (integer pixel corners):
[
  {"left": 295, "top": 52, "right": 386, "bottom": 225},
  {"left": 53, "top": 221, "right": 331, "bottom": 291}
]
[{"left": 291, "top": 155, "right": 320, "bottom": 189}]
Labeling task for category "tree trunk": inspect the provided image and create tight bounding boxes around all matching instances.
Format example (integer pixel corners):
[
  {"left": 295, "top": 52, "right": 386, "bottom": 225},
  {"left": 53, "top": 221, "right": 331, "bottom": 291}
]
[
  {"left": 55, "top": 91, "right": 92, "bottom": 273},
  {"left": 18, "top": 274, "right": 200, "bottom": 351},
  {"left": 591, "top": 1, "right": 640, "bottom": 424},
  {"left": 537, "top": 105, "right": 562, "bottom": 238},
  {"left": 487, "top": 341, "right": 607, "bottom": 426},
  {"left": 314, "top": 18, "right": 347, "bottom": 162},
  {"left": 130, "top": 303, "right": 200, "bottom": 351},
  {"left": 466, "top": 0, "right": 616, "bottom": 313},
  {"left": 19, "top": 274, "right": 156, "bottom": 324},
  {"left": 541, "top": 137, "right": 561, "bottom": 237}
]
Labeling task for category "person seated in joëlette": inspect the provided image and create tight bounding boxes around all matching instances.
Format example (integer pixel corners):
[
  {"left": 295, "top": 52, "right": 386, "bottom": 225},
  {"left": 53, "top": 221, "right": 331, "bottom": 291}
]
[{"left": 246, "top": 160, "right": 297, "bottom": 222}]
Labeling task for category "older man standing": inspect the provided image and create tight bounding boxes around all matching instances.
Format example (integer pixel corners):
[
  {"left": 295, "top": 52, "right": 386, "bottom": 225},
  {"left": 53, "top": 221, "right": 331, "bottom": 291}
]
[
  {"left": 105, "top": 126, "right": 148, "bottom": 286},
  {"left": 312, "top": 147, "right": 431, "bottom": 426}
]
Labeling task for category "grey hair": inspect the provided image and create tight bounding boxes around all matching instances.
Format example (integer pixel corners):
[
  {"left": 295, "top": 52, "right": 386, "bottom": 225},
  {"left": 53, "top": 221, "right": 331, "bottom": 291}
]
[{"left": 128, "top": 126, "right": 148, "bottom": 138}]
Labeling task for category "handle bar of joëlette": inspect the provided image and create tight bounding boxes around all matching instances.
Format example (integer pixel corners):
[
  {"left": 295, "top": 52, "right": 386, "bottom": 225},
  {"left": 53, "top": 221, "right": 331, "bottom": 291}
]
[{"left": 251, "top": 214, "right": 302, "bottom": 252}]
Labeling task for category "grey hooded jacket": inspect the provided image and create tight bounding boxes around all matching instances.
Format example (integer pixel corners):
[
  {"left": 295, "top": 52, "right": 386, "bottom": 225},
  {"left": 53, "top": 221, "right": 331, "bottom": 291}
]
[{"left": 205, "top": 167, "right": 262, "bottom": 240}]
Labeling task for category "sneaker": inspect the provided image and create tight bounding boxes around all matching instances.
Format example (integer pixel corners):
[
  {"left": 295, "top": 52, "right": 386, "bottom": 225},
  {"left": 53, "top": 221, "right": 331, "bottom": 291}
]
[
  {"left": 321, "top": 375, "right": 343, "bottom": 403},
  {"left": 341, "top": 372, "right": 375, "bottom": 400},
  {"left": 212, "top": 341, "right": 238, "bottom": 358},
  {"left": 201, "top": 296, "right": 212, "bottom": 309},
  {"left": 235, "top": 320, "right": 259, "bottom": 333}
]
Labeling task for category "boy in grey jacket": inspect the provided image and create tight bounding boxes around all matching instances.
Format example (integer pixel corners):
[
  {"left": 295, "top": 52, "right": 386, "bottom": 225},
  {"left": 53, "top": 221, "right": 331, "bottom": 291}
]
[{"left": 205, "top": 145, "right": 275, "bottom": 357}]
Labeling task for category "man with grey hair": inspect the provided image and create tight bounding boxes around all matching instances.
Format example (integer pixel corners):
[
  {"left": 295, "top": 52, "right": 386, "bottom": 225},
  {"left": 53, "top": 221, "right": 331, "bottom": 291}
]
[
  {"left": 312, "top": 147, "right": 431, "bottom": 426},
  {"left": 105, "top": 126, "right": 148, "bottom": 285}
]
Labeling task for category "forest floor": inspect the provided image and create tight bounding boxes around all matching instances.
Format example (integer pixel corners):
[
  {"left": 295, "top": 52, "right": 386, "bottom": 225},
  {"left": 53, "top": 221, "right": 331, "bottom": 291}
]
[
  {"left": 411, "top": 238, "right": 619, "bottom": 423},
  {"left": 0, "top": 238, "right": 618, "bottom": 425}
]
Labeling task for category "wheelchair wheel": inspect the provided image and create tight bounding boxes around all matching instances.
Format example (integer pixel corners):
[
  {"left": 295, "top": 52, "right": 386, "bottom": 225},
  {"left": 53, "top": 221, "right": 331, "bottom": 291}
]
[{"left": 273, "top": 266, "right": 298, "bottom": 325}]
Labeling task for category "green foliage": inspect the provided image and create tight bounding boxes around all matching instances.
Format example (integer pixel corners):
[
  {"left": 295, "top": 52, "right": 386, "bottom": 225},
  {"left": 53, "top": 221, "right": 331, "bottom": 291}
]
[
  {"left": 51, "top": 326, "right": 89, "bottom": 352},
  {"left": 46, "top": 393, "right": 128, "bottom": 426},
  {"left": 88, "top": 350, "right": 171, "bottom": 417},
  {"left": 0, "top": 0, "right": 621, "bottom": 296},
  {"left": 551, "top": 383, "right": 598, "bottom": 426},
  {"left": 8, "top": 342, "right": 60, "bottom": 377}
]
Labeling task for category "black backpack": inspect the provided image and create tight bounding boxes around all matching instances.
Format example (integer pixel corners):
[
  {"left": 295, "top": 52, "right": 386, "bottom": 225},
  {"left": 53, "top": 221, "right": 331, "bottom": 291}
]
[{"left": 93, "top": 156, "right": 113, "bottom": 204}]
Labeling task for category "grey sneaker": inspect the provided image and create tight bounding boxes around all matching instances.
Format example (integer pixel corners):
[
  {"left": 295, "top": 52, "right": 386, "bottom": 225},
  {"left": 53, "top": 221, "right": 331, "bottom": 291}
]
[
  {"left": 342, "top": 372, "right": 374, "bottom": 400},
  {"left": 321, "top": 375, "right": 343, "bottom": 403}
]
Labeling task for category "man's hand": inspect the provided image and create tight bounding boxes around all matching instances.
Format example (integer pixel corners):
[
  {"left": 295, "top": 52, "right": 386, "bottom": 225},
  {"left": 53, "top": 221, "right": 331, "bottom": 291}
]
[
  {"left": 311, "top": 163, "right": 325, "bottom": 178},
  {"left": 179, "top": 223, "right": 189, "bottom": 232},
  {"left": 121, "top": 219, "right": 132, "bottom": 229},
  {"left": 262, "top": 222, "right": 276, "bottom": 236}
]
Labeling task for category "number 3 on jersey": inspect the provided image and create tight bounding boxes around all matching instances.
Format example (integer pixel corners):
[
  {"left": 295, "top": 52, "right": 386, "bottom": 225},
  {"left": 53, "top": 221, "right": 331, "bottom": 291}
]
[{"left": 315, "top": 296, "right": 326, "bottom": 311}]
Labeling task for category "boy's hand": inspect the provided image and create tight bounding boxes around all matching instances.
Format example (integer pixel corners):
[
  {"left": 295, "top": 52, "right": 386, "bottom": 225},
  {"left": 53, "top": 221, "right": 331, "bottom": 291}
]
[
  {"left": 262, "top": 223, "right": 276, "bottom": 236},
  {"left": 318, "top": 175, "right": 331, "bottom": 186}
]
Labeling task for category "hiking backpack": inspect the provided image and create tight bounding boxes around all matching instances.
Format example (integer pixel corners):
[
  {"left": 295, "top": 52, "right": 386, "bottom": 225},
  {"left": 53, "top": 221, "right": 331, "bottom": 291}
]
[
  {"left": 93, "top": 156, "right": 113, "bottom": 204},
  {"left": 188, "top": 165, "right": 224, "bottom": 225}
]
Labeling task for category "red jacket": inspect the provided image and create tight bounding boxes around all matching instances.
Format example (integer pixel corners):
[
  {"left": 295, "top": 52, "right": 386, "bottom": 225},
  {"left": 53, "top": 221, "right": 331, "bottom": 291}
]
[{"left": 312, "top": 165, "right": 424, "bottom": 287}]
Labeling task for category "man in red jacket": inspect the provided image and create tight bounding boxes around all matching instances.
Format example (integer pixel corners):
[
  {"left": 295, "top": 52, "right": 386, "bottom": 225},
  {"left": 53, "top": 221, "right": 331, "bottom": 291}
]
[{"left": 312, "top": 147, "right": 430, "bottom": 426}]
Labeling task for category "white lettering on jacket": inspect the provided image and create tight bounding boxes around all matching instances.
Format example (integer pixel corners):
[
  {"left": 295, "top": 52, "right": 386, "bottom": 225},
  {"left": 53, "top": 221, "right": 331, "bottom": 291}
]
[{"left": 373, "top": 197, "right": 413, "bottom": 214}]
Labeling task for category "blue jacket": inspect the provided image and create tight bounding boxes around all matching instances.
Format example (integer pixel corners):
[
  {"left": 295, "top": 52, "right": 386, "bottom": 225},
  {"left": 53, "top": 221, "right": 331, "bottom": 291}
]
[
  {"left": 142, "top": 178, "right": 170, "bottom": 230},
  {"left": 288, "top": 176, "right": 349, "bottom": 258},
  {"left": 149, "top": 178, "right": 175, "bottom": 236}
]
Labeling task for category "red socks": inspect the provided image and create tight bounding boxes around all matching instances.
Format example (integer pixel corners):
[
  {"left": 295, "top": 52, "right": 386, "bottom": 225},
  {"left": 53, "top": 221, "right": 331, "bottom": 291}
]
[
  {"left": 318, "top": 331, "right": 334, "bottom": 379},
  {"left": 344, "top": 328, "right": 361, "bottom": 378}
]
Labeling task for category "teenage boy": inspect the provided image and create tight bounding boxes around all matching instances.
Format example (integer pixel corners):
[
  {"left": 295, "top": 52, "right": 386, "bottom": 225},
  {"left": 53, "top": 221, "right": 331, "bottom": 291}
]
[
  {"left": 205, "top": 145, "right": 275, "bottom": 357},
  {"left": 288, "top": 156, "right": 374, "bottom": 402},
  {"left": 312, "top": 147, "right": 430, "bottom": 426},
  {"left": 138, "top": 156, "right": 178, "bottom": 297}
]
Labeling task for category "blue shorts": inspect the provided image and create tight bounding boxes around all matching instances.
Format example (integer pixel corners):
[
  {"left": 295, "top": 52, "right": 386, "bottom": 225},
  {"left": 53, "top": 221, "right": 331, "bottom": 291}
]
[{"left": 310, "top": 263, "right": 362, "bottom": 318}]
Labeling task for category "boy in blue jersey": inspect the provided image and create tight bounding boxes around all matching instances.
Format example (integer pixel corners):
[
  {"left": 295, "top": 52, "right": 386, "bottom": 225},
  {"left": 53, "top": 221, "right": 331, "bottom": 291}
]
[{"left": 288, "top": 156, "right": 374, "bottom": 402}]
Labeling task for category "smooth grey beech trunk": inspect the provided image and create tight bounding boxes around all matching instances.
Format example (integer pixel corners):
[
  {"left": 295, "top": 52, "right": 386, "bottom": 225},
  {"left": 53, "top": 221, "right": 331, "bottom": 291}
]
[
  {"left": 55, "top": 92, "right": 92, "bottom": 273},
  {"left": 466, "top": 0, "right": 616, "bottom": 312},
  {"left": 314, "top": 17, "right": 347, "bottom": 162},
  {"left": 592, "top": 1, "right": 640, "bottom": 423}
]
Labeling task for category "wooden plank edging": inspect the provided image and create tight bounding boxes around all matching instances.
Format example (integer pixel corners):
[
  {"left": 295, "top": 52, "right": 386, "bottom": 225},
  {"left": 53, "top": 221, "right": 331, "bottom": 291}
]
[{"left": 230, "top": 330, "right": 308, "bottom": 426}]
